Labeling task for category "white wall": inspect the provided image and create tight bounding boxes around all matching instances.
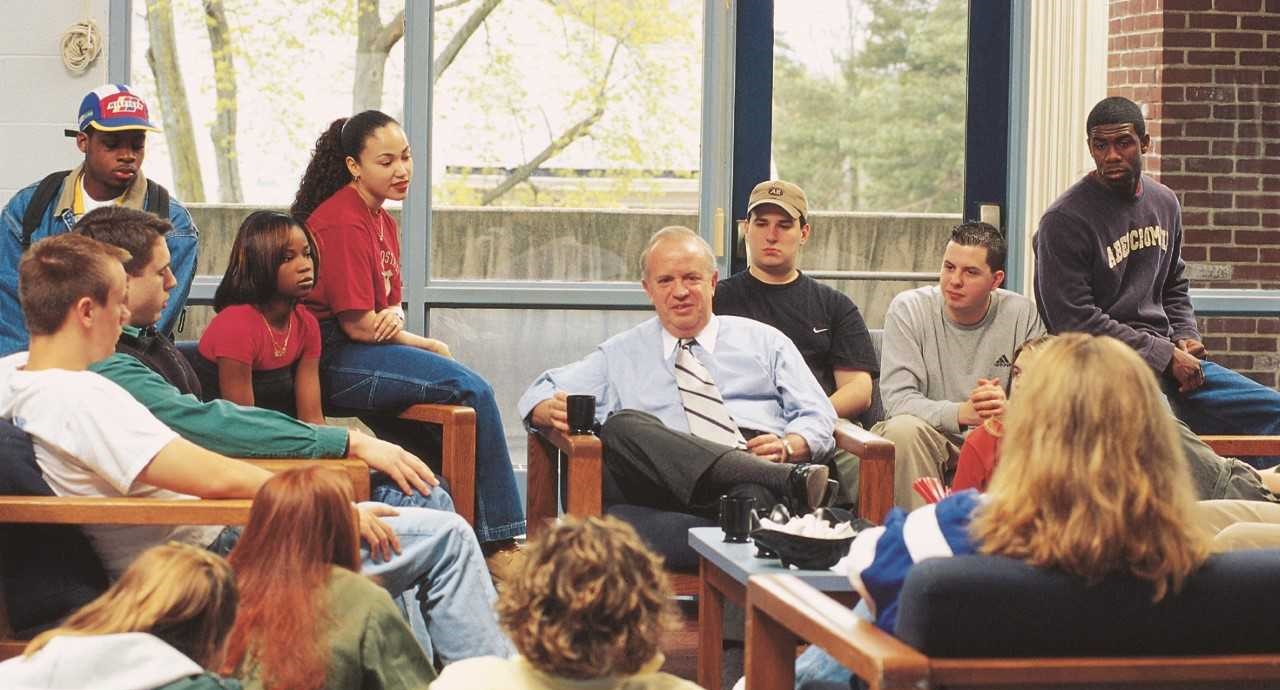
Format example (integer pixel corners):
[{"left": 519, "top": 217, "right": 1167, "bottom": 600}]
[{"left": 0, "top": 1, "right": 110, "bottom": 205}]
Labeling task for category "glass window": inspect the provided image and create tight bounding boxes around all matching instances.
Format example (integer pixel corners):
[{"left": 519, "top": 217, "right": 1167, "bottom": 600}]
[
  {"left": 428, "top": 0, "right": 704, "bottom": 282},
  {"left": 772, "top": 0, "right": 968, "bottom": 214},
  {"left": 130, "top": 0, "right": 406, "bottom": 205},
  {"left": 131, "top": 0, "right": 407, "bottom": 336},
  {"left": 771, "top": 0, "right": 968, "bottom": 324},
  {"left": 429, "top": 308, "right": 652, "bottom": 461}
]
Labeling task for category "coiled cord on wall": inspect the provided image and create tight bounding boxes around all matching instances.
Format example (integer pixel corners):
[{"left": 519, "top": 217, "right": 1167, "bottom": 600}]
[{"left": 60, "top": 19, "right": 103, "bottom": 75}]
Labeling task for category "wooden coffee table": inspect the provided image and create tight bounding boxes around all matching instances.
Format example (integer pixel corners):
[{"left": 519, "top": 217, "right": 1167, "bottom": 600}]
[{"left": 688, "top": 526, "right": 858, "bottom": 690}]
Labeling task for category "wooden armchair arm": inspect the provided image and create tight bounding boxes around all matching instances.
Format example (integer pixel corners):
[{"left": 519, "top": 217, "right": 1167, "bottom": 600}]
[
  {"left": 242, "top": 458, "right": 370, "bottom": 501},
  {"left": 526, "top": 426, "right": 602, "bottom": 537},
  {"left": 747, "top": 574, "right": 1280, "bottom": 690},
  {"left": 834, "top": 420, "right": 895, "bottom": 524},
  {"left": 0, "top": 459, "right": 369, "bottom": 527},
  {"left": 1201, "top": 435, "right": 1280, "bottom": 459},
  {"left": 746, "top": 574, "right": 928, "bottom": 690},
  {"left": 0, "top": 496, "right": 254, "bottom": 525},
  {"left": 398, "top": 404, "right": 476, "bottom": 525}
]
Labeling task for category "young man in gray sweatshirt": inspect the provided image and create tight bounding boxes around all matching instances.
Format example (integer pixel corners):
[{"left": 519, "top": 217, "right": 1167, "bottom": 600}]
[{"left": 873, "top": 222, "right": 1043, "bottom": 509}]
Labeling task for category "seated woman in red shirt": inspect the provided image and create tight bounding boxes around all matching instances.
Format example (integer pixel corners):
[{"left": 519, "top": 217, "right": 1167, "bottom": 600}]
[
  {"left": 196, "top": 211, "right": 325, "bottom": 424},
  {"left": 951, "top": 335, "right": 1054, "bottom": 492},
  {"left": 290, "top": 110, "right": 524, "bottom": 565}
]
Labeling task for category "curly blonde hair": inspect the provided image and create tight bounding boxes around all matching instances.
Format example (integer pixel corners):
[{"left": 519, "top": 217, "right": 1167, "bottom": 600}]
[
  {"left": 970, "top": 334, "right": 1207, "bottom": 601},
  {"left": 498, "top": 516, "right": 676, "bottom": 679}
]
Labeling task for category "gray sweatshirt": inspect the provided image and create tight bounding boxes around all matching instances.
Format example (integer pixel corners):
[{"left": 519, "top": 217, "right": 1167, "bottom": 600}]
[
  {"left": 880, "top": 286, "right": 1045, "bottom": 436},
  {"left": 1033, "top": 173, "right": 1198, "bottom": 373}
]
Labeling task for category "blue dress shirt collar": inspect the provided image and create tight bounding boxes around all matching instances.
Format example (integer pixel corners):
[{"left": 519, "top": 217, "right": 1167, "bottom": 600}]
[{"left": 660, "top": 315, "right": 721, "bottom": 361}]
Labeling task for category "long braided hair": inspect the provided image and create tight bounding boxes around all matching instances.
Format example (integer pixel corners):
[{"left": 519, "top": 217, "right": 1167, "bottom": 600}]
[{"left": 291, "top": 110, "right": 397, "bottom": 222}]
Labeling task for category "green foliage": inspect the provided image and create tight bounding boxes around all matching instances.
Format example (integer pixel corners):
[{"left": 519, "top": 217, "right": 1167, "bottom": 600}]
[
  {"left": 432, "top": 0, "right": 700, "bottom": 207},
  {"left": 773, "top": 0, "right": 967, "bottom": 214},
  {"left": 138, "top": 0, "right": 700, "bottom": 207}
]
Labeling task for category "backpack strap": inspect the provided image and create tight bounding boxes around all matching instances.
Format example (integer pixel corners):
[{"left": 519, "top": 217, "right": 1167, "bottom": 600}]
[
  {"left": 143, "top": 179, "right": 171, "bottom": 217},
  {"left": 20, "top": 171, "right": 71, "bottom": 249}
]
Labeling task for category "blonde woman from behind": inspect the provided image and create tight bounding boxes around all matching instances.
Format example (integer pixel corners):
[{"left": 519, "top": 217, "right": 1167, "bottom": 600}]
[
  {"left": 432, "top": 515, "right": 702, "bottom": 690},
  {"left": 0, "top": 543, "right": 240, "bottom": 690},
  {"left": 794, "top": 334, "right": 1209, "bottom": 688}
]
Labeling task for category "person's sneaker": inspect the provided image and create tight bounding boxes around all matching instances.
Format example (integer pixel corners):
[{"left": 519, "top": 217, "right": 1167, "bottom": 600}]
[
  {"left": 785, "top": 464, "right": 831, "bottom": 514},
  {"left": 484, "top": 544, "right": 528, "bottom": 588}
]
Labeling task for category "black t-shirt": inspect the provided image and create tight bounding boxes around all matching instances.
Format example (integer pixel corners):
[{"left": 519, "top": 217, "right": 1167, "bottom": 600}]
[{"left": 714, "top": 270, "right": 878, "bottom": 396}]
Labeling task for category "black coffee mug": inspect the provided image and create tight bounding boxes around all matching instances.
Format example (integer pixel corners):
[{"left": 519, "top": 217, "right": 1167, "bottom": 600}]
[
  {"left": 719, "top": 495, "right": 756, "bottom": 543},
  {"left": 566, "top": 394, "right": 596, "bottom": 435}
]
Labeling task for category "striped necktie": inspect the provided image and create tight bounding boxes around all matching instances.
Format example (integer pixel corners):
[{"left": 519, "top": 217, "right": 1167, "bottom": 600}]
[{"left": 675, "top": 338, "right": 747, "bottom": 449}]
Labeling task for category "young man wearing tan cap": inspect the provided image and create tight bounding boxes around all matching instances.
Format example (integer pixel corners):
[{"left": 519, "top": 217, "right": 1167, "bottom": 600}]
[
  {"left": 0, "top": 84, "right": 197, "bottom": 356},
  {"left": 714, "top": 179, "right": 878, "bottom": 507}
]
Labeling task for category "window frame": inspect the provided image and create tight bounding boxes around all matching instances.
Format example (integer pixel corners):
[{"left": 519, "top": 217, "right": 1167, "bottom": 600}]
[{"left": 111, "top": 0, "right": 1275, "bottom": 322}]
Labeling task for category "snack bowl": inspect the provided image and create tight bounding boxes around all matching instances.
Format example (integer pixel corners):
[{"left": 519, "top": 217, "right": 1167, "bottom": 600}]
[
  {"left": 750, "top": 507, "right": 868, "bottom": 570},
  {"left": 749, "top": 529, "right": 854, "bottom": 570}
]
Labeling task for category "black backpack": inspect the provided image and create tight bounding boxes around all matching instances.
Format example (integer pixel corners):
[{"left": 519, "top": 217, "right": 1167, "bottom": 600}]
[{"left": 20, "top": 170, "right": 170, "bottom": 248}]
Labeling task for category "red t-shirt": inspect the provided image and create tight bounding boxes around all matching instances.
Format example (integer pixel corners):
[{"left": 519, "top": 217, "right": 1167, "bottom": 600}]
[
  {"left": 303, "top": 185, "right": 402, "bottom": 321},
  {"left": 198, "top": 303, "right": 321, "bottom": 371},
  {"left": 951, "top": 421, "right": 1003, "bottom": 493}
]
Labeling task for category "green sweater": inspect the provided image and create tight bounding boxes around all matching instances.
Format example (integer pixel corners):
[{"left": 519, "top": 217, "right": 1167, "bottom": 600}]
[
  {"left": 90, "top": 348, "right": 348, "bottom": 458},
  {"left": 236, "top": 568, "right": 437, "bottom": 690}
]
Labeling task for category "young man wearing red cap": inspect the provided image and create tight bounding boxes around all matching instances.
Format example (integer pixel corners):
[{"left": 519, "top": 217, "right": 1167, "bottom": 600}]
[{"left": 0, "top": 84, "right": 197, "bottom": 356}]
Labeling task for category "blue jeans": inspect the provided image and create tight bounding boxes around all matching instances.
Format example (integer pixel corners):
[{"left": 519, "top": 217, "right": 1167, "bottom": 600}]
[
  {"left": 359, "top": 496, "right": 513, "bottom": 664},
  {"left": 792, "top": 600, "right": 872, "bottom": 690},
  {"left": 320, "top": 320, "right": 526, "bottom": 543},
  {"left": 1168, "top": 360, "right": 1280, "bottom": 468},
  {"left": 205, "top": 487, "right": 507, "bottom": 664}
]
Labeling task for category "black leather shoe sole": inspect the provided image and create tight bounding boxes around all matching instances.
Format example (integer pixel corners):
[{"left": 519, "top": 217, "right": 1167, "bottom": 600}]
[{"left": 786, "top": 464, "right": 831, "bottom": 514}]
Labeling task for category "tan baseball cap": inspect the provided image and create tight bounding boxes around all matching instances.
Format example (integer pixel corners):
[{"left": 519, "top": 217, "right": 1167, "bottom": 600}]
[{"left": 747, "top": 179, "right": 807, "bottom": 220}]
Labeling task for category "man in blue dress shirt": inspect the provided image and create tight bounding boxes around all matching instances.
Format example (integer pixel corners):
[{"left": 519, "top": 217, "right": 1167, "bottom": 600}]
[{"left": 518, "top": 226, "right": 837, "bottom": 517}]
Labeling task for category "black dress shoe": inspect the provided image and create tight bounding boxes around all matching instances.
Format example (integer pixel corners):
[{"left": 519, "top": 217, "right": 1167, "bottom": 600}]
[{"left": 785, "top": 464, "right": 831, "bottom": 514}]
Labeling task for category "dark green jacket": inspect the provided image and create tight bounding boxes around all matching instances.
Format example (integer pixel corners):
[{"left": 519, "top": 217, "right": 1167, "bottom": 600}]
[
  {"left": 158, "top": 673, "right": 242, "bottom": 690},
  {"left": 90, "top": 326, "right": 347, "bottom": 458}
]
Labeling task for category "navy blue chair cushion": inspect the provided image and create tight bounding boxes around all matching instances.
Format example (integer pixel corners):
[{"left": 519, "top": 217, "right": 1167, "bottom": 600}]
[
  {"left": 895, "top": 551, "right": 1280, "bottom": 658},
  {"left": 0, "top": 420, "right": 108, "bottom": 634},
  {"left": 606, "top": 503, "right": 714, "bottom": 572}
]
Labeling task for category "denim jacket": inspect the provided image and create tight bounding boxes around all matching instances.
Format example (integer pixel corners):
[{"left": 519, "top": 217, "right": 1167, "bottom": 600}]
[{"left": 0, "top": 165, "right": 198, "bottom": 355}]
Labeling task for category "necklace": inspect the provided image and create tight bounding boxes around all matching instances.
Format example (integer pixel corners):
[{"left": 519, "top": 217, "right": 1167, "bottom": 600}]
[
  {"left": 372, "top": 207, "right": 386, "bottom": 242},
  {"left": 260, "top": 310, "right": 292, "bottom": 358}
]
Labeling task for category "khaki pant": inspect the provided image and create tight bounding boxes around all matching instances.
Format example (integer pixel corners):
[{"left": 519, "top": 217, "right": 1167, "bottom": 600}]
[
  {"left": 871, "top": 415, "right": 960, "bottom": 511},
  {"left": 828, "top": 449, "right": 859, "bottom": 508},
  {"left": 1194, "top": 499, "right": 1280, "bottom": 552}
]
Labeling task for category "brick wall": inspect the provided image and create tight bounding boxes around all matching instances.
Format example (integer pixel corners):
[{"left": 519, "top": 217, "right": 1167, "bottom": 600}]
[{"left": 1108, "top": 0, "right": 1280, "bottom": 387}]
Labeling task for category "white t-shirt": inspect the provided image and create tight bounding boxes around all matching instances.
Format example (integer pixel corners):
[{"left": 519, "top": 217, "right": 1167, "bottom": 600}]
[
  {"left": 76, "top": 173, "right": 121, "bottom": 217},
  {"left": 0, "top": 353, "right": 222, "bottom": 577}
]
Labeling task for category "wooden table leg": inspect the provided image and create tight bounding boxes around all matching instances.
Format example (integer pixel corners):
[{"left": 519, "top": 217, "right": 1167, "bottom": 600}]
[{"left": 698, "top": 557, "right": 725, "bottom": 690}]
